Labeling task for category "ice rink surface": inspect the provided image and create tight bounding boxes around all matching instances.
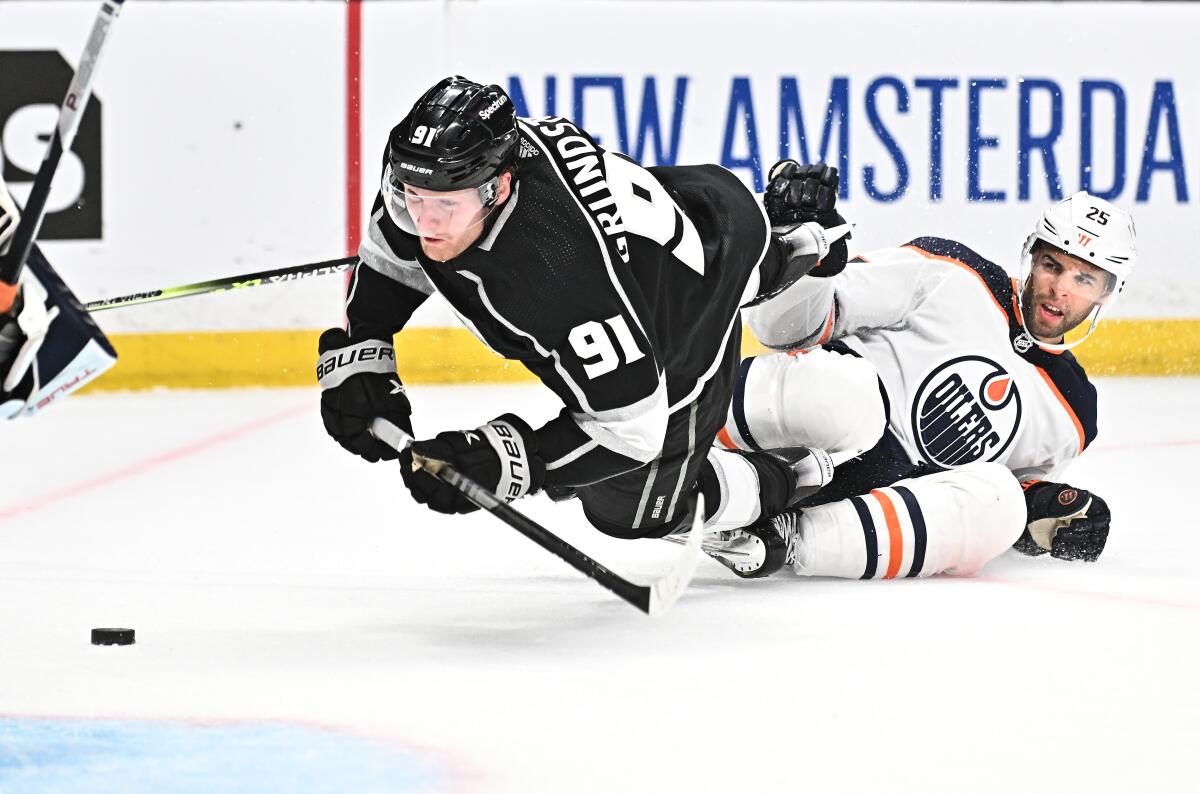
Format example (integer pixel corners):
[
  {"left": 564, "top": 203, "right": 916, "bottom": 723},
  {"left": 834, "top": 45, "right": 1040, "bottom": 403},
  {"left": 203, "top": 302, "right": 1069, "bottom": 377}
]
[{"left": 2, "top": 379, "right": 1199, "bottom": 793}]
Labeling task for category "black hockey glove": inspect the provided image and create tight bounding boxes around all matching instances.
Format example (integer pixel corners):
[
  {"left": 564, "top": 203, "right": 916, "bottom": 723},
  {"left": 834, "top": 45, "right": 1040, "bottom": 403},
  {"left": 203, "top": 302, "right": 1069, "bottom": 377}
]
[
  {"left": 399, "top": 414, "right": 546, "bottom": 515},
  {"left": 764, "top": 160, "right": 850, "bottom": 278},
  {"left": 317, "top": 327, "right": 412, "bottom": 463},
  {"left": 765, "top": 161, "right": 840, "bottom": 226},
  {"left": 1013, "top": 481, "right": 1110, "bottom": 562}
]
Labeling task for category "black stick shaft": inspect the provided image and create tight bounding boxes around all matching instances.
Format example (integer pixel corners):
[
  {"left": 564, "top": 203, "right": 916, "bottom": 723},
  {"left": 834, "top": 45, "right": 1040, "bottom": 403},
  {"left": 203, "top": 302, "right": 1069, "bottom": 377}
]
[
  {"left": 441, "top": 465, "right": 653, "bottom": 612},
  {"left": 0, "top": 0, "right": 126, "bottom": 287},
  {"left": 370, "top": 418, "right": 654, "bottom": 614}
]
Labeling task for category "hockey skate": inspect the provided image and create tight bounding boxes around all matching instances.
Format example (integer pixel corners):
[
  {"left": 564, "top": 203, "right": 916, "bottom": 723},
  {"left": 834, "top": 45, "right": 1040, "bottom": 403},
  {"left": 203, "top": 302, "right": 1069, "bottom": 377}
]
[
  {"left": 665, "top": 445, "right": 829, "bottom": 578},
  {"left": 663, "top": 510, "right": 799, "bottom": 579},
  {"left": 711, "top": 519, "right": 787, "bottom": 578}
]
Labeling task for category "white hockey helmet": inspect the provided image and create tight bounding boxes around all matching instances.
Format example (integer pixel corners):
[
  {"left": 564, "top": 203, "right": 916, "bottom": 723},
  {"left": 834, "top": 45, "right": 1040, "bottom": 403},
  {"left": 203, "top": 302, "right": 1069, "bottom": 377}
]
[{"left": 1017, "top": 191, "right": 1137, "bottom": 351}]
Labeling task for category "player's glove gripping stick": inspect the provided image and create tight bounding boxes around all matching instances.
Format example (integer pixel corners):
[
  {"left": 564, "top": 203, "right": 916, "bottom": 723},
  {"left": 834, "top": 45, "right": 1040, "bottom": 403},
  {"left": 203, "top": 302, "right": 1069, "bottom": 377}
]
[{"left": 370, "top": 417, "right": 705, "bottom": 617}]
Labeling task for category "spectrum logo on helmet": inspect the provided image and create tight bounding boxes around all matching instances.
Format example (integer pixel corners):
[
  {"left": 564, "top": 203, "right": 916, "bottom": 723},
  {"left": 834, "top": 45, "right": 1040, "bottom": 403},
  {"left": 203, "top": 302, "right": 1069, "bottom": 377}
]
[{"left": 479, "top": 95, "right": 508, "bottom": 120}]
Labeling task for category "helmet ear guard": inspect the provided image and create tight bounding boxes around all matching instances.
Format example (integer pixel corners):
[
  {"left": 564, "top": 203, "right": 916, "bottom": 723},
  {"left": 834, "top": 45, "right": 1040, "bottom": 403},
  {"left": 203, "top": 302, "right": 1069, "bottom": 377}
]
[{"left": 478, "top": 175, "right": 500, "bottom": 208}]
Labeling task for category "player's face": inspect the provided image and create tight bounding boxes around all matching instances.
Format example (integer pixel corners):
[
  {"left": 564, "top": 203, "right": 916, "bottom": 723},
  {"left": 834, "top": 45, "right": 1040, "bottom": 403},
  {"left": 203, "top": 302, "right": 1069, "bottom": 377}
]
[
  {"left": 398, "top": 173, "right": 512, "bottom": 262},
  {"left": 401, "top": 185, "right": 489, "bottom": 261},
  {"left": 1021, "top": 247, "right": 1113, "bottom": 341}
]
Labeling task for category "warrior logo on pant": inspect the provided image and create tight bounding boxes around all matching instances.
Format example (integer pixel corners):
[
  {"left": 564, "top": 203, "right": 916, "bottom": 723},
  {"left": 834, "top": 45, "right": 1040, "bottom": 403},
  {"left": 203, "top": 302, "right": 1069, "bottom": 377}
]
[{"left": 911, "top": 355, "right": 1022, "bottom": 467}]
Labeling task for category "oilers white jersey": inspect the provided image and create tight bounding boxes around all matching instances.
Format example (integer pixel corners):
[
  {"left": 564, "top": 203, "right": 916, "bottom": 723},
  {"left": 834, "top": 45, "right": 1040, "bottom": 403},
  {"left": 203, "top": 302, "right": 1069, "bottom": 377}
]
[{"left": 745, "top": 237, "right": 1096, "bottom": 482}]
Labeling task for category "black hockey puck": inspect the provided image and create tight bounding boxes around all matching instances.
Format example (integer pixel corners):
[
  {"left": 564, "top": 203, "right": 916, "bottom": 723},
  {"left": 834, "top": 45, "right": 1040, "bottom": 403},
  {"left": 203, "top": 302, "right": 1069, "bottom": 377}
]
[{"left": 91, "top": 628, "right": 135, "bottom": 646}]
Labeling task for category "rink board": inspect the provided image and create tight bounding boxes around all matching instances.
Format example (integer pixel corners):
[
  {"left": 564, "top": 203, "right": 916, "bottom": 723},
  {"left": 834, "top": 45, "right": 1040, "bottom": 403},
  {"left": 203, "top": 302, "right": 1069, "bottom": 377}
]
[
  {"left": 77, "top": 318, "right": 1200, "bottom": 393},
  {"left": 3, "top": 0, "right": 1195, "bottom": 382}
]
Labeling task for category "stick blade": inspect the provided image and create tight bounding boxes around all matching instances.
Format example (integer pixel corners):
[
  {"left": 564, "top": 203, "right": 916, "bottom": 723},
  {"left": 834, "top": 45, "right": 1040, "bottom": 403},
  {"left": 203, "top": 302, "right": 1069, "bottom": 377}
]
[{"left": 646, "top": 494, "right": 705, "bottom": 617}]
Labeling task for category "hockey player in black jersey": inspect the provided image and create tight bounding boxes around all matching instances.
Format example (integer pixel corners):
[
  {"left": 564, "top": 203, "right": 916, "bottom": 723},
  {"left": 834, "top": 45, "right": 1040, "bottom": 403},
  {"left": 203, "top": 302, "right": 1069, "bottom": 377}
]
[{"left": 316, "top": 76, "right": 851, "bottom": 577}]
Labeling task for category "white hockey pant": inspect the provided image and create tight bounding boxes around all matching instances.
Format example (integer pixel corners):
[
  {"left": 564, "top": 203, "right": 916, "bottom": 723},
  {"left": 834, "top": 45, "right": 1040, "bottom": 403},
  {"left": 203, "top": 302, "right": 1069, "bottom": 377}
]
[
  {"left": 722, "top": 347, "right": 887, "bottom": 465},
  {"left": 791, "top": 462, "right": 1026, "bottom": 579}
]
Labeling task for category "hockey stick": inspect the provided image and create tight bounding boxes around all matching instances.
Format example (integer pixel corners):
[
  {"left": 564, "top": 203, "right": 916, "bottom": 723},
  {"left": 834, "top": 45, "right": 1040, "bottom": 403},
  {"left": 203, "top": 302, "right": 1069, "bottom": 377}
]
[
  {"left": 0, "top": 0, "right": 127, "bottom": 313},
  {"left": 370, "top": 418, "right": 705, "bottom": 617},
  {"left": 84, "top": 256, "right": 356, "bottom": 311}
]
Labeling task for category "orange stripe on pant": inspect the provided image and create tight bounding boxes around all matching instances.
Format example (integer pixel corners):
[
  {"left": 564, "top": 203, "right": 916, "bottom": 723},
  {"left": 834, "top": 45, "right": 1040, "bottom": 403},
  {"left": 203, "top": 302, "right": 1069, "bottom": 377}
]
[
  {"left": 870, "top": 489, "right": 905, "bottom": 579},
  {"left": 716, "top": 427, "right": 737, "bottom": 450}
]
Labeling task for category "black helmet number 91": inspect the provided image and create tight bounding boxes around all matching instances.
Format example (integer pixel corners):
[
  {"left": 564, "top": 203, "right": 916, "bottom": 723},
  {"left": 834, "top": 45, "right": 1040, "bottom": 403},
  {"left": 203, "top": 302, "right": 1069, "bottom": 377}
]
[{"left": 387, "top": 76, "right": 520, "bottom": 193}]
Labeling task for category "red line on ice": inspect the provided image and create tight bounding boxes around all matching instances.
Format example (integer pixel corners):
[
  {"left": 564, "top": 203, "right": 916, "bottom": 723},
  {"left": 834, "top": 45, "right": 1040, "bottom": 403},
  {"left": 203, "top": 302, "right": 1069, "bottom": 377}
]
[
  {"left": 1088, "top": 438, "right": 1200, "bottom": 453},
  {"left": 0, "top": 403, "right": 310, "bottom": 524}
]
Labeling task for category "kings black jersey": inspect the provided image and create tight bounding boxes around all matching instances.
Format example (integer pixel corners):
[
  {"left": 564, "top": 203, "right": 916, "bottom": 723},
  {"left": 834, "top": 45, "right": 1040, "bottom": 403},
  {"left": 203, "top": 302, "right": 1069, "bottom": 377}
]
[{"left": 348, "top": 116, "right": 771, "bottom": 486}]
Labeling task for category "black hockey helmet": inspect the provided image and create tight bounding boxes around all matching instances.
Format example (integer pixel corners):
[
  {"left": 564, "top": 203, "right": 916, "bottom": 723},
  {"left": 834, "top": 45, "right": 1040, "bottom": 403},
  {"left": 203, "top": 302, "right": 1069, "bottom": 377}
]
[{"left": 387, "top": 76, "right": 520, "bottom": 193}]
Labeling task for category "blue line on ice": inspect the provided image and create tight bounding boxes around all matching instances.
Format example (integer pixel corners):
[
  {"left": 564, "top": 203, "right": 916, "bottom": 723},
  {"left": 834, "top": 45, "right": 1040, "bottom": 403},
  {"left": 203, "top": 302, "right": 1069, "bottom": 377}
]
[{"left": 0, "top": 718, "right": 444, "bottom": 793}]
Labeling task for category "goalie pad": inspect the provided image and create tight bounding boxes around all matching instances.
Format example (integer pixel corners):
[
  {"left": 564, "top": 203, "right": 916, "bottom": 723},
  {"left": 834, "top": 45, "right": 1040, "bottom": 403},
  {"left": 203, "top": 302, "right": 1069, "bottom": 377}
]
[{"left": 1, "top": 244, "right": 116, "bottom": 418}]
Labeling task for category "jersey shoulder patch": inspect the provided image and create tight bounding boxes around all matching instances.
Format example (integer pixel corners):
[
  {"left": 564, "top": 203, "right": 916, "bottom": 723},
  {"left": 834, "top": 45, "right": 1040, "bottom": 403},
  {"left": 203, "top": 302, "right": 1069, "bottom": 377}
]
[
  {"left": 903, "top": 236, "right": 1015, "bottom": 316},
  {"left": 902, "top": 236, "right": 1017, "bottom": 326},
  {"left": 1034, "top": 350, "right": 1098, "bottom": 452}
]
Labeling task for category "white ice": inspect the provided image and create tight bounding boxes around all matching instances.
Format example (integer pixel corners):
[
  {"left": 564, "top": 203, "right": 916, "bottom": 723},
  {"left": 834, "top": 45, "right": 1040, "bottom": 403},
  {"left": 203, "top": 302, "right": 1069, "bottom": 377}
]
[{"left": 2, "top": 379, "right": 1199, "bottom": 792}]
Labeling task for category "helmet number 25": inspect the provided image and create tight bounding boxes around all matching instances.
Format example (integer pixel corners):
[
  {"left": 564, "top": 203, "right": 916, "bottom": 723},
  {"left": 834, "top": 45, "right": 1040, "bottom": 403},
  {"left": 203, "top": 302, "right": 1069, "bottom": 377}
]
[
  {"left": 1085, "top": 207, "right": 1109, "bottom": 225},
  {"left": 569, "top": 315, "right": 645, "bottom": 379}
]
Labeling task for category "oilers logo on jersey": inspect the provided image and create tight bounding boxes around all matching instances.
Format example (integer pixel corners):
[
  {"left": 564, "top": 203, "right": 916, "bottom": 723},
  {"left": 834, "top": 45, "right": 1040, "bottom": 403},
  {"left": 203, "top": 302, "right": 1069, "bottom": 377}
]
[{"left": 911, "top": 355, "right": 1023, "bottom": 468}]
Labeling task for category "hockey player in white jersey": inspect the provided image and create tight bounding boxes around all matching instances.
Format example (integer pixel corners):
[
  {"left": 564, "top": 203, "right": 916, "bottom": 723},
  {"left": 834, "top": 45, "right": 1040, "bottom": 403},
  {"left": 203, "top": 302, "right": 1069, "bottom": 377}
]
[{"left": 720, "top": 161, "right": 1129, "bottom": 579}]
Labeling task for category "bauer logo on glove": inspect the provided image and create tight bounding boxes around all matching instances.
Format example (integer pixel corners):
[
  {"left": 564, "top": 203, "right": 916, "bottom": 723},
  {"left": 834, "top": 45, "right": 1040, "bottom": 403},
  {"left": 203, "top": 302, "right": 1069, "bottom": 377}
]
[
  {"left": 401, "top": 414, "right": 546, "bottom": 515},
  {"left": 316, "top": 336, "right": 398, "bottom": 385},
  {"left": 317, "top": 328, "right": 413, "bottom": 463}
]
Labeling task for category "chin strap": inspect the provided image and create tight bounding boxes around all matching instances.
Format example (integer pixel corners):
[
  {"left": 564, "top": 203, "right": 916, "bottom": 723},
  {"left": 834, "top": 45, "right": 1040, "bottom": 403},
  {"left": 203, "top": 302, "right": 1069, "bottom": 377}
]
[
  {"left": 1018, "top": 304, "right": 1104, "bottom": 354},
  {"left": 1012, "top": 276, "right": 1106, "bottom": 354}
]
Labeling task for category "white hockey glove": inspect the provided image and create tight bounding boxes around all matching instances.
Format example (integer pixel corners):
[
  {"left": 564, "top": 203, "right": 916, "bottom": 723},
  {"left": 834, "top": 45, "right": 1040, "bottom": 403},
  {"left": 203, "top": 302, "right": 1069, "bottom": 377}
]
[{"left": 0, "top": 271, "right": 61, "bottom": 418}]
